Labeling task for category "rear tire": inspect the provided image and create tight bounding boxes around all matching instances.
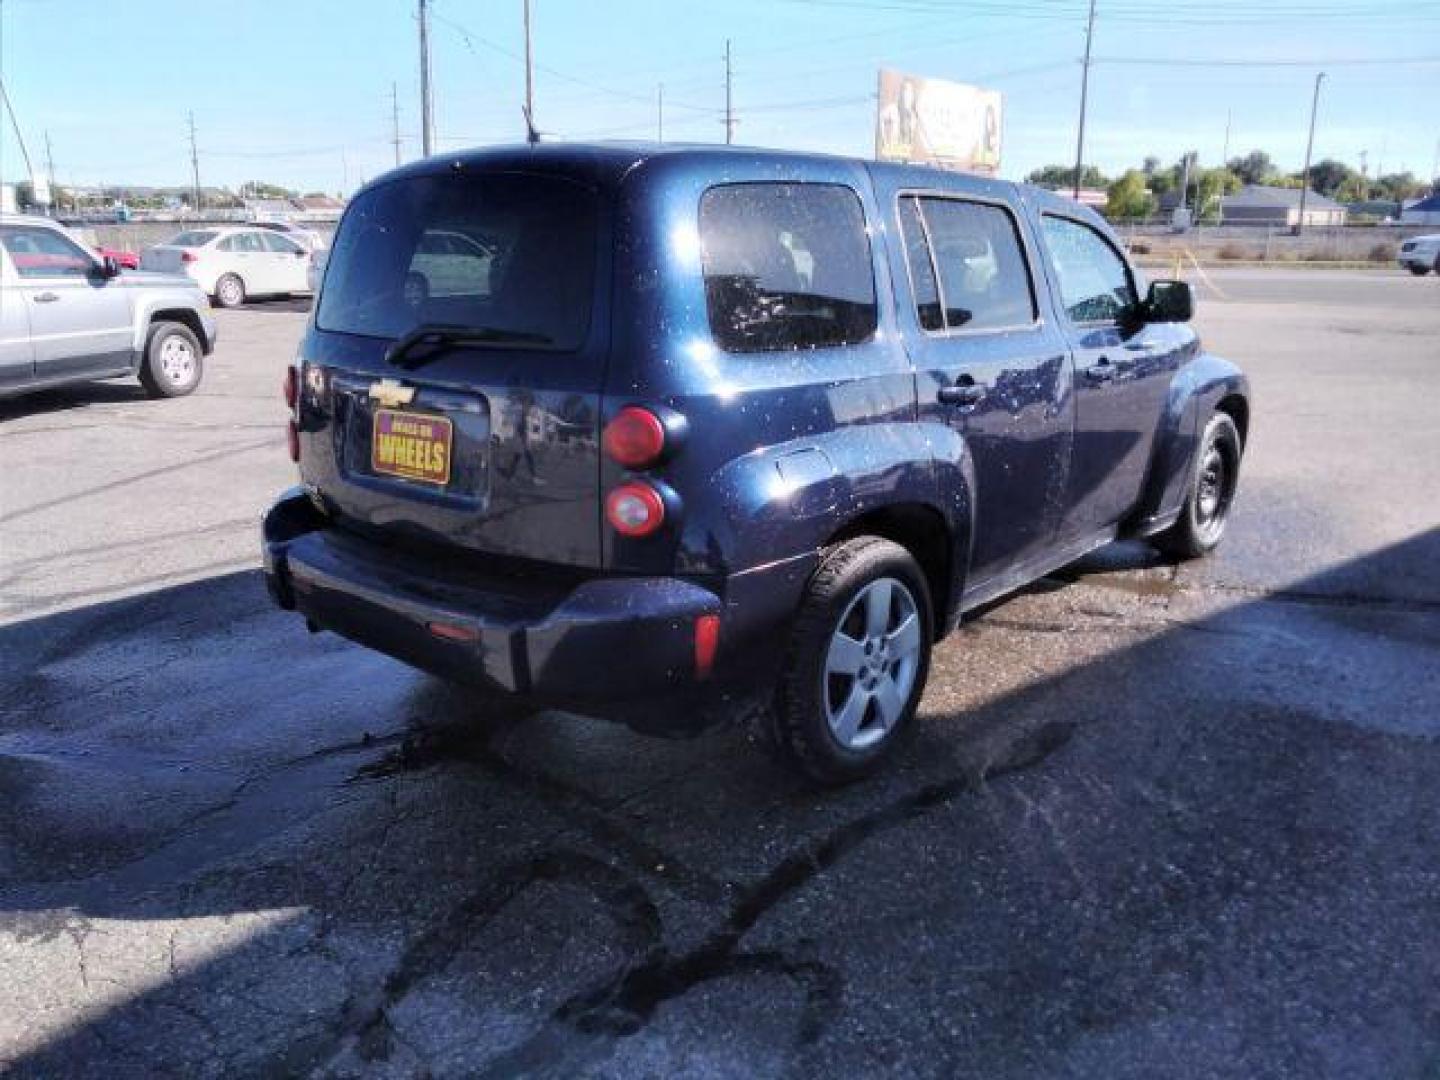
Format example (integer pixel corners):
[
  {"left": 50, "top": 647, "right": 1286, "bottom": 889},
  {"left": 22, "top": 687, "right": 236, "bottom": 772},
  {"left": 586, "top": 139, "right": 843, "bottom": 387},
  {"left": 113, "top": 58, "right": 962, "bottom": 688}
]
[
  {"left": 213, "top": 273, "right": 246, "bottom": 308},
  {"left": 1155, "top": 412, "right": 1242, "bottom": 560},
  {"left": 1408, "top": 265, "right": 1430, "bottom": 277},
  {"left": 767, "top": 537, "right": 933, "bottom": 784},
  {"left": 139, "top": 321, "right": 204, "bottom": 398}
]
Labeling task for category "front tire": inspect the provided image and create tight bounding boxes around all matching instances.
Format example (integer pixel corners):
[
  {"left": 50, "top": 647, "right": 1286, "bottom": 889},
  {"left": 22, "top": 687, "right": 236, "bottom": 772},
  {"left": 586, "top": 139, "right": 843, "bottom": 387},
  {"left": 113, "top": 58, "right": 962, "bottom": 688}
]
[
  {"left": 1155, "top": 412, "right": 1242, "bottom": 560},
  {"left": 139, "top": 322, "right": 204, "bottom": 398},
  {"left": 768, "top": 537, "right": 933, "bottom": 784},
  {"left": 213, "top": 273, "right": 246, "bottom": 308},
  {"left": 1408, "top": 265, "right": 1431, "bottom": 277}
]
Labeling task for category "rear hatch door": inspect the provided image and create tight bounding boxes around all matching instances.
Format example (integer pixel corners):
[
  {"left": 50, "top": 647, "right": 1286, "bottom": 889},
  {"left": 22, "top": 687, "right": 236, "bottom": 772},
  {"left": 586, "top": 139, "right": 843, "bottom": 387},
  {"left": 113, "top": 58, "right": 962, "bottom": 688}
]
[{"left": 299, "top": 169, "right": 609, "bottom": 568}]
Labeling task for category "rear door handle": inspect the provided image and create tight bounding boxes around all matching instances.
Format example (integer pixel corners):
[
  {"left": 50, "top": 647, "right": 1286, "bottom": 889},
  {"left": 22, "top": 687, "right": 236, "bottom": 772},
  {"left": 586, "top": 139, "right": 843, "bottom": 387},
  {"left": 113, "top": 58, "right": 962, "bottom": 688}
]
[
  {"left": 33, "top": 292, "right": 60, "bottom": 303},
  {"left": 937, "top": 381, "right": 985, "bottom": 406}
]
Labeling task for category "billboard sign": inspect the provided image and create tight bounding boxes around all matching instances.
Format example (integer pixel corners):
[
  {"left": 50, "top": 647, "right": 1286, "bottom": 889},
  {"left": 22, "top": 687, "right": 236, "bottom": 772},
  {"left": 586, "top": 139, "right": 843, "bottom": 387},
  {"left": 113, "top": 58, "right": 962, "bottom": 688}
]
[{"left": 875, "top": 69, "right": 1002, "bottom": 176}]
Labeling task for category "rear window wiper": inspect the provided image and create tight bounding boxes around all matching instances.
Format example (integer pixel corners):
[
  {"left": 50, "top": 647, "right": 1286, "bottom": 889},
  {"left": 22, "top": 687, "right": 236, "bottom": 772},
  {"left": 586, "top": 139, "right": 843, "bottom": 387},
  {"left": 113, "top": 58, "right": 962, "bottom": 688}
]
[{"left": 385, "top": 323, "right": 554, "bottom": 368}]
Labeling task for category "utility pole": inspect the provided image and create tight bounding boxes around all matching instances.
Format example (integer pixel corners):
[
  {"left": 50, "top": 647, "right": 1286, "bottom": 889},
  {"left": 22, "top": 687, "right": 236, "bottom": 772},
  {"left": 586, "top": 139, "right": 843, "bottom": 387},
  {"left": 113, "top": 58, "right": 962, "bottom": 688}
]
[
  {"left": 657, "top": 83, "right": 664, "bottom": 142},
  {"left": 390, "top": 82, "right": 402, "bottom": 167},
  {"left": 44, "top": 130, "right": 57, "bottom": 213},
  {"left": 418, "top": 0, "right": 434, "bottom": 156},
  {"left": 1296, "top": 71, "right": 1325, "bottom": 236},
  {"left": 523, "top": 0, "right": 537, "bottom": 143},
  {"left": 1359, "top": 148, "right": 1368, "bottom": 202},
  {"left": 187, "top": 111, "right": 202, "bottom": 214},
  {"left": 1072, "top": 0, "right": 1097, "bottom": 200},
  {"left": 723, "top": 39, "right": 735, "bottom": 144},
  {"left": 1221, "top": 109, "right": 1231, "bottom": 168}
]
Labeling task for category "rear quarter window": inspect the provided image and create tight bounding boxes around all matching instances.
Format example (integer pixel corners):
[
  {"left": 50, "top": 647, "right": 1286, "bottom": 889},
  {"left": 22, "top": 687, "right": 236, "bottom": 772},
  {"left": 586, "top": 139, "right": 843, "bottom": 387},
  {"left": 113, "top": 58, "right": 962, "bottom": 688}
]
[{"left": 699, "top": 182, "right": 877, "bottom": 353}]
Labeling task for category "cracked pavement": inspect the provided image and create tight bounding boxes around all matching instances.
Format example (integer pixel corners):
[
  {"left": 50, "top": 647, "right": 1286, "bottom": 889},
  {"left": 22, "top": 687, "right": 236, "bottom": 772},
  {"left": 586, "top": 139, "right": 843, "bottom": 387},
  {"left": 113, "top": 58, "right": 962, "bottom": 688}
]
[{"left": 2, "top": 270, "right": 1439, "bottom": 1077}]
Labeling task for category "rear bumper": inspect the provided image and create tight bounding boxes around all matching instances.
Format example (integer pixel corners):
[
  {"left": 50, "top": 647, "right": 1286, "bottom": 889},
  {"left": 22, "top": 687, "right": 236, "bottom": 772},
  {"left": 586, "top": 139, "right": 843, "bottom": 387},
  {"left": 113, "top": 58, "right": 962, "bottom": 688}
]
[{"left": 262, "top": 488, "right": 776, "bottom": 724}]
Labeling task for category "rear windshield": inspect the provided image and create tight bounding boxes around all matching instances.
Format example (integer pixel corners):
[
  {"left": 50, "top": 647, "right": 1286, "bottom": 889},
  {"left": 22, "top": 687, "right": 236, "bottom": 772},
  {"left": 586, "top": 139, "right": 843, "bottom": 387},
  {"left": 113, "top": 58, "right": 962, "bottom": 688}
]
[
  {"left": 169, "top": 230, "right": 217, "bottom": 247},
  {"left": 699, "top": 182, "right": 877, "bottom": 353},
  {"left": 316, "top": 172, "right": 598, "bottom": 349}
]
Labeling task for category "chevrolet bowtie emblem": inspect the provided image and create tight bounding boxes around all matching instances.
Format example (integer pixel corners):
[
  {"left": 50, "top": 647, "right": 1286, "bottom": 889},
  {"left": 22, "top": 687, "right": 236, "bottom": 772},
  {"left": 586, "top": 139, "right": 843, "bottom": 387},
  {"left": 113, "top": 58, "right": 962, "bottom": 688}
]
[{"left": 368, "top": 379, "right": 416, "bottom": 408}]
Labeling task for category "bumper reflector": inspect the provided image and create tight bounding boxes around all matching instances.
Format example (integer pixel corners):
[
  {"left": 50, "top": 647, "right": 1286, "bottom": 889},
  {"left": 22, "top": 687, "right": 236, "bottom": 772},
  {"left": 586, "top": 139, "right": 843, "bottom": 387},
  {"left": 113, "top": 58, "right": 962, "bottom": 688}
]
[{"left": 694, "top": 614, "right": 720, "bottom": 679}]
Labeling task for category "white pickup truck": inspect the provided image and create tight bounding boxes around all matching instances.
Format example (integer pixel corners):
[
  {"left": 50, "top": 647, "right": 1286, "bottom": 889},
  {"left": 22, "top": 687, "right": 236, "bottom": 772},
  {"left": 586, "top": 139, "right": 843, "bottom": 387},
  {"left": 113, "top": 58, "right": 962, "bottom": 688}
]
[{"left": 0, "top": 213, "right": 217, "bottom": 400}]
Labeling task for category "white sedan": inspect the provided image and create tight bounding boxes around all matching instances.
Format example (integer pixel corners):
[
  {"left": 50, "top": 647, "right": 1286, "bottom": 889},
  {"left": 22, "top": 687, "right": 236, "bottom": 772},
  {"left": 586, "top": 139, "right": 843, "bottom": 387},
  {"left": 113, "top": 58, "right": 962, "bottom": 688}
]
[
  {"left": 1397, "top": 234, "right": 1440, "bottom": 276},
  {"left": 140, "top": 226, "right": 313, "bottom": 308}
]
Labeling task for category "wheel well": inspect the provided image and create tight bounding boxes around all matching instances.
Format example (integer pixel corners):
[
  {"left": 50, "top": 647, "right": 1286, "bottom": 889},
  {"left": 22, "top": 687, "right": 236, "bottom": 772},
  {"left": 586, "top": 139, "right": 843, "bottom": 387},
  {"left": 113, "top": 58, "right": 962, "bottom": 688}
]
[
  {"left": 149, "top": 309, "right": 209, "bottom": 354},
  {"left": 827, "top": 504, "right": 952, "bottom": 635},
  {"left": 1215, "top": 393, "right": 1249, "bottom": 448}
]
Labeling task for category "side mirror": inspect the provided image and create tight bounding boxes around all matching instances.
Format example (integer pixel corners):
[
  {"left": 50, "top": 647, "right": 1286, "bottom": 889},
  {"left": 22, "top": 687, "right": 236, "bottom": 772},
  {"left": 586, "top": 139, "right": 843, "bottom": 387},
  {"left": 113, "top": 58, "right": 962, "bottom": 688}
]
[
  {"left": 1144, "top": 279, "right": 1193, "bottom": 323},
  {"left": 100, "top": 255, "right": 123, "bottom": 279}
]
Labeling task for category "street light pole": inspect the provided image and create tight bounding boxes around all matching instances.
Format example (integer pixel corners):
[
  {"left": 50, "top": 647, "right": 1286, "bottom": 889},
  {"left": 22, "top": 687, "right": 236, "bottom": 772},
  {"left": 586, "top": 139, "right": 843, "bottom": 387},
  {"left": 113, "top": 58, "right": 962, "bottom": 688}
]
[
  {"left": 1072, "top": 0, "right": 1097, "bottom": 200},
  {"left": 1296, "top": 71, "right": 1325, "bottom": 236}
]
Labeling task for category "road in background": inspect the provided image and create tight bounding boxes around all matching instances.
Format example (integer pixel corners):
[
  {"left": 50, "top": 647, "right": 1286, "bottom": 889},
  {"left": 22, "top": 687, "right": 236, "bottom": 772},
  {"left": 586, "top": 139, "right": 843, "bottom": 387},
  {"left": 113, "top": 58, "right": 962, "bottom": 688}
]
[{"left": 2, "top": 269, "right": 1438, "bottom": 1076}]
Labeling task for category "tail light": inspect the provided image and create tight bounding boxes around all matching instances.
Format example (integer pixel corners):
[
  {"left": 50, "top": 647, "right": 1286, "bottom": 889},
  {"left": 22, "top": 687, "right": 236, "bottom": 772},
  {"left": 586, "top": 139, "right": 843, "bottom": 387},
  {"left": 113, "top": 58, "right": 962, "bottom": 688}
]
[
  {"left": 603, "top": 406, "right": 667, "bottom": 469},
  {"left": 694, "top": 614, "right": 720, "bottom": 679},
  {"left": 286, "top": 419, "right": 300, "bottom": 462},
  {"left": 606, "top": 481, "right": 665, "bottom": 538},
  {"left": 283, "top": 366, "right": 298, "bottom": 410},
  {"left": 180, "top": 250, "right": 198, "bottom": 264}
]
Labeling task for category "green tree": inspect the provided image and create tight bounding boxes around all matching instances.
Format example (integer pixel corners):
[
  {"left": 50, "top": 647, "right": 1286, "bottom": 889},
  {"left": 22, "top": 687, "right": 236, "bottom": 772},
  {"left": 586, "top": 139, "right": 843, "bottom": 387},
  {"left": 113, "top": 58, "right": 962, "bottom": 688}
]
[
  {"left": 1195, "top": 167, "right": 1240, "bottom": 222},
  {"left": 1305, "top": 159, "right": 1354, "bottom": 198},
  {"left": 1025, "top": 164, "right": 1109, "bottom": 189},
  {"left": 1105, "top": 169, "right": 1155, "bottom": 219},
  {"left": 1226, "top": 150, "right": 1273, "bottom": 186}
]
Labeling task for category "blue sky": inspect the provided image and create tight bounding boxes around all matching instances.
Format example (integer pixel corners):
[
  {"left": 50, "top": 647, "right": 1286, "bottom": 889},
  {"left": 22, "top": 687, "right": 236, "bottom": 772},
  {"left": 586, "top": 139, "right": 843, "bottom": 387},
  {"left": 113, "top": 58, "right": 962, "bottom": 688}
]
[{"left": 2, "top": 0, "right": 1436, "bottom": 195}]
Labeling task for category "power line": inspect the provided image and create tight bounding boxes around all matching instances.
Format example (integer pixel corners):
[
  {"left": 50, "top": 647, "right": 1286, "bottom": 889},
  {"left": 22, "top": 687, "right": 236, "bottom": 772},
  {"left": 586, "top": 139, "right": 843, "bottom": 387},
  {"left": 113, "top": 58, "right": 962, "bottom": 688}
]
[{"left": 1095, "top": 54, "right": 1440, "bottom": 67}]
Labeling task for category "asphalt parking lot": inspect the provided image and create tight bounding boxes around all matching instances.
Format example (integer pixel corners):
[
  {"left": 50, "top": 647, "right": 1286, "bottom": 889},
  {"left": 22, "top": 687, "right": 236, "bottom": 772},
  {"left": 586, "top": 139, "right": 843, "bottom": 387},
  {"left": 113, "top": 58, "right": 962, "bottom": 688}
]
[{"left": 3, "top": 268, "right": 1438, "bottom": 1077}]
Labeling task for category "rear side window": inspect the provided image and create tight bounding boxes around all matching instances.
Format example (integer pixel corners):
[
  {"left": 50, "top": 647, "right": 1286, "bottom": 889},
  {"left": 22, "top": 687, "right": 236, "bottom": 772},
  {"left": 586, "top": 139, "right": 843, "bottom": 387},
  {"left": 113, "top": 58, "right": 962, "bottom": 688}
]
[
  {"left": 260, "top": 232, "right": 304, "bottom": 254},
  {"left": 219, "top": 232, "right": 266, "bottom": 253},
  {"left": 317, "top": 172, "right": 597, "bottom": 349},
  {"left": 169, "top": 230, "right": 217, "bottom": 248},
  {"left": 699, "top": 183, "right": 876, "bottom": 353},
  {"left": 898, "top": 196, "right": 1035, "bottom": 332},
  {"left": 1041, "top": 215, "right": 1137, "bottom": 324}
]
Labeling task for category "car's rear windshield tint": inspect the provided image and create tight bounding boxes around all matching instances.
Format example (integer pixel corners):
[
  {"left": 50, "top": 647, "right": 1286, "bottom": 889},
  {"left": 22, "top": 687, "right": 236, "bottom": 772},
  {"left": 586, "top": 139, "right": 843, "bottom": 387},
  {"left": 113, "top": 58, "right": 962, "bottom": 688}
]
[
  {"left": 316, "top": 172, "right": 598, "bottom": 350},
  {"left": 169, "top": 230, "right": 217, "bottom": 247},
  {"left": 700, "top": 182, "right": 877, "bottom": 353}
]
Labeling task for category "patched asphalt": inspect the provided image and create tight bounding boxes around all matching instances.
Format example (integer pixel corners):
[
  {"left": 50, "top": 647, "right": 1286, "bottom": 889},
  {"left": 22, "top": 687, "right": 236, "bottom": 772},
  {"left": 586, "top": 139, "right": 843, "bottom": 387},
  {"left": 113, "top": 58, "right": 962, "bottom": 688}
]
[{"left": 2, "top": 269, "right": 1438, "bottom": 1077}]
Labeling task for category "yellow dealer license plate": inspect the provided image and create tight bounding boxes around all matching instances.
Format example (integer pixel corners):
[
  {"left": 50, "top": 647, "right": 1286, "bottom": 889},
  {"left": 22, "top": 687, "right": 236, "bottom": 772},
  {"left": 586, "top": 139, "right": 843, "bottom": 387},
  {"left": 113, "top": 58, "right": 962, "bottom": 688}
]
[{"left": 371, "top": 408, "right": 453, "bottom": 486}]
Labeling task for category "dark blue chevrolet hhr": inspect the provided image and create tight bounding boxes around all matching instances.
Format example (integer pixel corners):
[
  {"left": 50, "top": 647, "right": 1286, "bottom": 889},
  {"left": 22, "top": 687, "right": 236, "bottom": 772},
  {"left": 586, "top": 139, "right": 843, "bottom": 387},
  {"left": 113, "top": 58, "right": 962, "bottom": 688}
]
[{"left": 263, "top": 143, "right": 1248, "bottom": 782}]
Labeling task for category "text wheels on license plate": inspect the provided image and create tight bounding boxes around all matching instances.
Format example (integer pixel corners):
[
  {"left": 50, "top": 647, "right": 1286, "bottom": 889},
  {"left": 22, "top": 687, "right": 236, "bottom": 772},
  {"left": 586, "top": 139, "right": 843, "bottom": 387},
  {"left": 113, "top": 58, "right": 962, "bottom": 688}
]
[{"left": 371, "top": 407, "right": 453, "bottom": 486}]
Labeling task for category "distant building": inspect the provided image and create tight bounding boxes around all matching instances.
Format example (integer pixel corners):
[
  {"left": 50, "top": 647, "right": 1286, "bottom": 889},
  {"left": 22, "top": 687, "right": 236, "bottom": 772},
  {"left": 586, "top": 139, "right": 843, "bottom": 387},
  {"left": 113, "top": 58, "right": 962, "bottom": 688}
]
[
  {"left": 244, "top": 198, "right": 299, "bottom": 221},
  {"left": 1219, "top": 184, "right": 1347, "bottom": 228},
  {"left": 1400, "top": 193, "right": 1440, "bottom": 226}
]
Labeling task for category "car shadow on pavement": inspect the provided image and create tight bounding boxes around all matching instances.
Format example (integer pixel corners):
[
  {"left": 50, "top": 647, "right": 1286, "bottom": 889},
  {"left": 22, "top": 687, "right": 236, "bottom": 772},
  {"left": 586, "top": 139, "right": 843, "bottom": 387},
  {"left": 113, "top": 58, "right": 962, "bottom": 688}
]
[
  {"left": 237, "top": 296, "right": 312, "bottom": 315},
  {"left": 0, "top": 381, "right": 151, "bottom": 420},
  {"left": 3, "top": 531, "right": 1439, "bottom": 1076}
]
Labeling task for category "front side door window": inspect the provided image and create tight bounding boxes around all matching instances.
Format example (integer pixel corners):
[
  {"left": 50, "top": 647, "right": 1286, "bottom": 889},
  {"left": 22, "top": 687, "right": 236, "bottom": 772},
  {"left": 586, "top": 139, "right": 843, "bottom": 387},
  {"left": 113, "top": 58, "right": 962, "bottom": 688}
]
[
  {"left": 1040, "top": 215, "right": 1137, "bottom": 325},
  {"left": 0, "top": 225, "right": 96, "bottom": 279}
]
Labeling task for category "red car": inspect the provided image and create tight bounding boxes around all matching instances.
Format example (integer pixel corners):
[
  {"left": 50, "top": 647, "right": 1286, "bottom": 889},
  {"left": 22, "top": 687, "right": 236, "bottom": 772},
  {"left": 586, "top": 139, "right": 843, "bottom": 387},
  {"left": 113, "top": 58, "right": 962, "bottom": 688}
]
[{"left": 94, "top": 246, "right": 140, "bottom": 270}]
